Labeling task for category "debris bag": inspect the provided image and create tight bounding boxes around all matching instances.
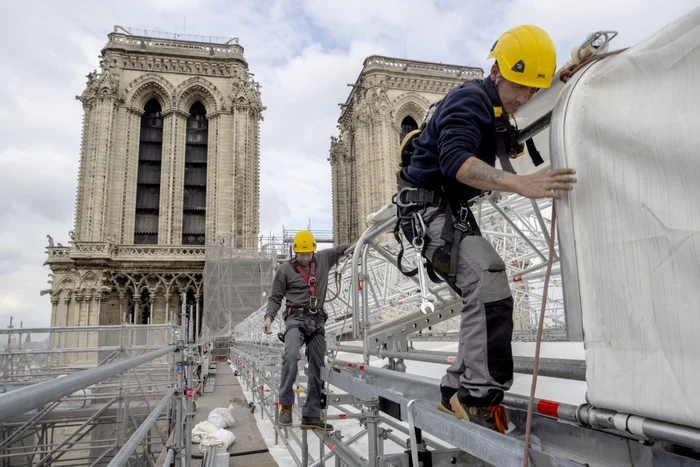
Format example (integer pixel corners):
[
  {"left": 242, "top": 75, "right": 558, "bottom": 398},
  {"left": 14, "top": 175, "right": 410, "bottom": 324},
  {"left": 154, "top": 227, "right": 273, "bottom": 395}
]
[
  {"left": 207, "top": 404, "right": 235, "bottom": 429},
  {"left": 191, "top": 421, "right": 217, "bottom": 444},
  {"left": 199, "top": 429, "right": 236, "bottom": 453}
]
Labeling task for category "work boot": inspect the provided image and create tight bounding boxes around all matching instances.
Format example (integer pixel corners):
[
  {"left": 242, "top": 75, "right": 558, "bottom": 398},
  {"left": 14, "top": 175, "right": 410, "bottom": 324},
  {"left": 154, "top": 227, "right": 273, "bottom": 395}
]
[
  {"left": 279, "top": 405, "right": 293, "bottom": 427},
  {"left": 437, "top": 397, "right": 454, "bottom": 414},
  {"left": 437, "top": 386, "right": 455, "bottom": 414},
  {"left": 449, "top": 394, "right": 509, "bottom": 434},
  {"left": 300, "top": 416, "right": 334, "bottom": 431}
]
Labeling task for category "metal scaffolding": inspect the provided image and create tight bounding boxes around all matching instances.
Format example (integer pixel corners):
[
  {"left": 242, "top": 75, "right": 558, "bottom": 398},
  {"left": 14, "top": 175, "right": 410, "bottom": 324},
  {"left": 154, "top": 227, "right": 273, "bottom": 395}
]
[
  {"left": 229, "top": 199, "right": 700, "bottom": 464},
  {"left": 0, "top": 296, "right": 199, "bottom": 467},
  {"left": 229, "top": 30, "right": 700, "bottom": 463},
  {"left": 234, "top": 193, "right": 565, "bottom": 350},
  {"left": 202, "top": 235, "right": 276, "bottom": 343}
]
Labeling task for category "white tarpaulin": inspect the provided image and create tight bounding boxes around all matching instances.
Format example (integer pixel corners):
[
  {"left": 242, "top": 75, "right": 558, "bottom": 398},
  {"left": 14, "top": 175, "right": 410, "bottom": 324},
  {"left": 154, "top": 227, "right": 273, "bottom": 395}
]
[{"left": 552, "top": 7, "right": 700, "bottom": 428}]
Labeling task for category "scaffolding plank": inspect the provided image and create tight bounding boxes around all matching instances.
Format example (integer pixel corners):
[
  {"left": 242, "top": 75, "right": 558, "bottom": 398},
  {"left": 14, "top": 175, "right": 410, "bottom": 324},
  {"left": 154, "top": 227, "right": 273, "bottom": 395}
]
[{"left": 203, "top": 376, "right": 216, "bottom": 393}]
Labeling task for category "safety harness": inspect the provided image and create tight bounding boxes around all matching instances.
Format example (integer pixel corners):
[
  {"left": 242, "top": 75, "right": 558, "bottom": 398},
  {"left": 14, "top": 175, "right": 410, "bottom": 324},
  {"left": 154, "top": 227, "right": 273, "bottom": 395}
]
[
  {"left": 394, "top": 79, "right": 542, "bottom": 293},
  {"left": 278, "top": 257, "right": 325, "bottom": 344},
  {"left": 395, "top": 177, "right": 481, "bottom": 294},
  {"left": 286, "top": 258, "right": 321, "bottom": 316}
]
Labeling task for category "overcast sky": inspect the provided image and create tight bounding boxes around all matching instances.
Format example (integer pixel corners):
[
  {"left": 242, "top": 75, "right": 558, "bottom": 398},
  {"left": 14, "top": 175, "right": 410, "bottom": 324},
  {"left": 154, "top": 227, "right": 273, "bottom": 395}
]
[{"left": 0, "top": 0, "right": 695, "bottom": 329}]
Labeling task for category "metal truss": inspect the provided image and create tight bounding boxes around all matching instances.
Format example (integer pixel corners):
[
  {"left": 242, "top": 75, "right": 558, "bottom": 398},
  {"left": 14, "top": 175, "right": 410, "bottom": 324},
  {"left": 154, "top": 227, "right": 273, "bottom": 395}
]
[
  {"left": 236, "top": 189, "right": 566, "bottom": 350},
  {"left": 232, "top": 172, "right": 700, "bottom": 466}
]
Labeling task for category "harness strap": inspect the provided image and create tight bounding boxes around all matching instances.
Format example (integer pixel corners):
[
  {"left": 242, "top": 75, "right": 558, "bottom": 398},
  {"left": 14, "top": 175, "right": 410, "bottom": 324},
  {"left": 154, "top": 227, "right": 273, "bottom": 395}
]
[
  {"left": 494, "top": 116, "right": 517, "bottom": 174},
  {"left": 282, "top": 318, "right": 326, "bottom": 346},
  {"left": 292, "top": 258, "right": 317, "bottom": 298},
  {"left": 525, "top": 138, "right": 544, "bottom": 166},
  {"left": 394, "top": 221, "right": 419, "bottom": 278},
  {"left": 438, "top": 201, "right": 481, "bottom": 291},
  {"left": 394, "top": 179, "right": 446, "bottom": 279}
]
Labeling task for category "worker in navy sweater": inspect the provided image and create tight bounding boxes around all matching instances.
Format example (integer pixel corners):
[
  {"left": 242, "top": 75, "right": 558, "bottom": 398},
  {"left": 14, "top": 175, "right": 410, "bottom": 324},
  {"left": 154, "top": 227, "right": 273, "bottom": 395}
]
[
  {"left": 263, "top": 231, "right": 349, "bottom": 430},
  {"left": 397, "top": 25, "right": 577, "bottom": 433}
]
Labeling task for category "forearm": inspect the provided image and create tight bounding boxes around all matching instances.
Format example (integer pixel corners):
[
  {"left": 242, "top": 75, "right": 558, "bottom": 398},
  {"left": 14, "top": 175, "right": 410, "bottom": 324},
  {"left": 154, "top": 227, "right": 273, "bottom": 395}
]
[
  {"left": 264, "top": 271, "right": 286, "bottom": 321},
  {"left": 264, "top": 299, "right": 281, "bottom": 321},
  {"left": 336, "top": 244, "right": 351, "bottom": 262},
  {"left": 455, "top": 157, "right": 519, "bottom": 193}
]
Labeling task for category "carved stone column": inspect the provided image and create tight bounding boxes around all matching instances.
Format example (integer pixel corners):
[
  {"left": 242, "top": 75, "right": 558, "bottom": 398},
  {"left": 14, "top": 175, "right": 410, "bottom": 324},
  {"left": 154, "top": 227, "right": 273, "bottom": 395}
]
[
  {"left": 205, "top": 112, "right": 221, "bottom": 240},
  {"left": 74, "top": 69, "right": 122, "bottom": 242},
  {"left": 50, "top": 296, "right": 60, "bottom": 326},
  {"left": 231, "top": 104, "right": 249, "bottom": 247},
  {"left": 330, "top": 134, "right": 353, "bottom": 244},
  {"left": 50, "top": 296, "right": 60, "bottom": 351},
  {"left": 118, "top": 291, "right": 126, "bottom": 324},
  {"left": 149, "top": 292, "right": 155, "bottom": 325},
  {"left": 159, "top": 109, "right": 189, "bottom": 244},
  {"left": 88, "top": 295, "right": 101, "bottom": 352},
  {"left": 60, "top": 293, "right": 73, "bottom": 365},
  {"left": 133, "top": 296, "right": 142, "bottom": 325},
  {"left": 120, "top": 106, "right": 145, "bottom": 244},
  {"left": 195, "top": 293, "right": 201, "bottom": 339},
  {"left": 213, "top": 111, "right": 234, "bottom": 239},
  {"left": 164, "top": 293, "right": 171, "bottom": 324},
  {"left": 229, "top": 79, "right": 263, "bottom": 249}
]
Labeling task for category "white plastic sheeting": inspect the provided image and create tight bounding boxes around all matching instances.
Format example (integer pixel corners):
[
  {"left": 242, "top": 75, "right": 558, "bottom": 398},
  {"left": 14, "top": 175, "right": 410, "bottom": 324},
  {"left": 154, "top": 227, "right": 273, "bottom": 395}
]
[
  {"left": 207, "top": 404, "right": 236, "bottom": 429},
  {"left": 193, "top": 407, "right": 237, "bottom": 453},
  {"left": 552, "top": 7, "right": 700, "bottom": 428},
  {"left": 198, "top": 428, "right": 236, "bottom": 454},
  {"left": 191, "top": 421, "right": 218, "bottom": 443}
]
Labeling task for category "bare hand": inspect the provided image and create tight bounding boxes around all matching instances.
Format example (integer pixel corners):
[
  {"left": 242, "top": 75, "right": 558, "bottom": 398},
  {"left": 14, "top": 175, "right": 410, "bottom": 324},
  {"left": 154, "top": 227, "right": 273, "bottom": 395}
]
[
  {"left": 514, "top": 168, "right": 577, "bottom": 199},
  {"left": 262, "top": 317, "right": 272, "bottom": 334}
]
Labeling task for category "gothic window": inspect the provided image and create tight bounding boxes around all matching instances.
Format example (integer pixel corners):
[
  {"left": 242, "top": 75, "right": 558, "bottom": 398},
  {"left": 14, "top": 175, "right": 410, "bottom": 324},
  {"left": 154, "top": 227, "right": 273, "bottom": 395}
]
[
  {"left": 399, "top": 115, "right": 419, "bottom": 144},
  {"left": 182, "top": 101, "right": 208, "bottom": 245},
  {"left": 134, "top": 98, "right": 163, "bottom": 244}
]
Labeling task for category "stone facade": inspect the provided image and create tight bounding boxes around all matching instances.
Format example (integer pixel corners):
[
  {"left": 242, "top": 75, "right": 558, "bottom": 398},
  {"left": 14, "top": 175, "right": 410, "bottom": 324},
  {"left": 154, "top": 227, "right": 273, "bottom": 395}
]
[
  {"left": 43, "top": 28, "right": 264, "bottom": 333},
  {"left": 329, "top": 56, "right": 483, "bottom": 244}
]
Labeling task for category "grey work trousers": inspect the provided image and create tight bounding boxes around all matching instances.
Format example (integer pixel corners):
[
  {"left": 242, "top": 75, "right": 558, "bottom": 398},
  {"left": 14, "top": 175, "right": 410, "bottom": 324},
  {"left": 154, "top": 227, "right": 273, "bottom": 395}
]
[
  {"left": 405, "top": 205, "right": 515, "bottom": 404},
  {"left": 278, "top": 314, "right": 327, "bottom": 417}
]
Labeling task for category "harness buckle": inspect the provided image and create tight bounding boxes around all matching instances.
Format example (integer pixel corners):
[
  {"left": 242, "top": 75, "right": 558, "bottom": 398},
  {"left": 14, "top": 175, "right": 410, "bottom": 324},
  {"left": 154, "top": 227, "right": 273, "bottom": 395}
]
[
  {"left": 396, "top": 187, "right": 418, "bottom": 208},
  {"left": 411, "top": 211, "right": 428, "bottom": 244},
  {"left": 458, "top": 205, "right": 470, "bottom": 224},
  {"left": 308, "top": 296, "right": 319, "bottom": 315}
]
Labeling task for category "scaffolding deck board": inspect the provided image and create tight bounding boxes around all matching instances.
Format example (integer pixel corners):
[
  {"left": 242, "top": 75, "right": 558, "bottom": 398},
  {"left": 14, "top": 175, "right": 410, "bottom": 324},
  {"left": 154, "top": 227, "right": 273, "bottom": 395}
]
[
  {"left": 192, "top": 362, "right": 277, "bottom": 467},
  {"left": 203, "top": 376, "right": 216, "bottom": 392}
]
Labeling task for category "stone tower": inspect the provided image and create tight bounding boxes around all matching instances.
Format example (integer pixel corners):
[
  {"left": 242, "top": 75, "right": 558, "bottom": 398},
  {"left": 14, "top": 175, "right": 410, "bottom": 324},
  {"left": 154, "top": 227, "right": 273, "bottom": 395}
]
[
  {"left": 43, "top": 27, "right": 264, "bottom": 332},
  {"left": 329, "top": 56, "right": 483, "bottom": 244}
]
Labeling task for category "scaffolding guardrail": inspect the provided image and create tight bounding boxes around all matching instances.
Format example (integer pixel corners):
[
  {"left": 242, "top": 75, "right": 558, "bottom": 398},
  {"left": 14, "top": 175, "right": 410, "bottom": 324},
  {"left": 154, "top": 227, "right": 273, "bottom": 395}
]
[{"left": 0, "top": 296, "right": 199, "bottom": 467}]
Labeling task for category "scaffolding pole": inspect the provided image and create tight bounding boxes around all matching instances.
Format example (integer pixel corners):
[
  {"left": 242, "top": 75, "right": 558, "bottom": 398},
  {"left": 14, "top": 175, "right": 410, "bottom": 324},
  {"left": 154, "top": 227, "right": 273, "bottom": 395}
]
[
  {"left": 0, "top": 345, "right": 176, "bottom": 420},
  {"left": 106, "top": 387, "right": 176, "bottom": 467}
]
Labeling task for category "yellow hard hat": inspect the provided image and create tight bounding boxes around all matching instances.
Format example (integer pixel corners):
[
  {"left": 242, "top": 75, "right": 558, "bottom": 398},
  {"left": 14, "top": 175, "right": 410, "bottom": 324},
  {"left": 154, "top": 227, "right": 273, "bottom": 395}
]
[
  {"left": 487, "top": 25, "right": 557, "bottom": 89},
  {"left": 293, "top": 230, "right": 316, "bottom": 253}
]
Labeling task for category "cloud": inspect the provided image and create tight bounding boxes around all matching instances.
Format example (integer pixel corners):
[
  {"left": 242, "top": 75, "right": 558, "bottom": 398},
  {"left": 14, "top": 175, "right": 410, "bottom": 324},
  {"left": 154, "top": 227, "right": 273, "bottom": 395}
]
[
  {"left": 257, "top": 40, "right": 390, "bottom": 235},
  {"left": 0, "top": 0, "right": 696, "bottom": 329},
  {"left": 0, "top": 148, "right": 77, "bottom": 223}
]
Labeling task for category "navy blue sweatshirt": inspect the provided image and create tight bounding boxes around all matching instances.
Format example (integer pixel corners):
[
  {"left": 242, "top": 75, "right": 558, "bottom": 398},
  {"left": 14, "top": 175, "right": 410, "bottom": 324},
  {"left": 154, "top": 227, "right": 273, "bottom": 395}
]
[{"left": 402, "top": 77, "right": 501, "bottom": 202}]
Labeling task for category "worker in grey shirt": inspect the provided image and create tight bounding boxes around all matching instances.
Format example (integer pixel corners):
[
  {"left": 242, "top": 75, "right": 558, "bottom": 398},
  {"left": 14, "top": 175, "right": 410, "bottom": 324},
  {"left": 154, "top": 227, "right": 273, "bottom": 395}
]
[{"left": 263, "top": 230, "right": 349, "bottom": 430}]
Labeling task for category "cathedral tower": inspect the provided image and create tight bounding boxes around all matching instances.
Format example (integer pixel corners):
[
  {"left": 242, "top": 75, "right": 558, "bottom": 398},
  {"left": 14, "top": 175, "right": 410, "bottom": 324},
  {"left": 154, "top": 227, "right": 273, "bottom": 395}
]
[{"left": 44, "top": 27, "right": 264, "bottom": 332}]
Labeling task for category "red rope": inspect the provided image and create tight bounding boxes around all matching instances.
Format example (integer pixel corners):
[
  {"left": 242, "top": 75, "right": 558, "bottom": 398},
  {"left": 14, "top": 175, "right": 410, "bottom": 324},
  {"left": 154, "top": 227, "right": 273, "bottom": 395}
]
[{"left": 523, "top": 205, "right": 557, "bottom": 467}]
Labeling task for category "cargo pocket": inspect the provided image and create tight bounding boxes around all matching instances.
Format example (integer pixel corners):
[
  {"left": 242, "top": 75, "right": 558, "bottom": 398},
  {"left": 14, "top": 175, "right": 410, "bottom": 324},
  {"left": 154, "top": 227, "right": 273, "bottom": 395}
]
[
  {"left": 485, "top": 296, "right": 514, "bottom": 385},
  {"left": 460, "top": 236, "right": 511, "bottom": 303},
  {"left": 461, "top": 236, "right": 506, "bottom": 272}
]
